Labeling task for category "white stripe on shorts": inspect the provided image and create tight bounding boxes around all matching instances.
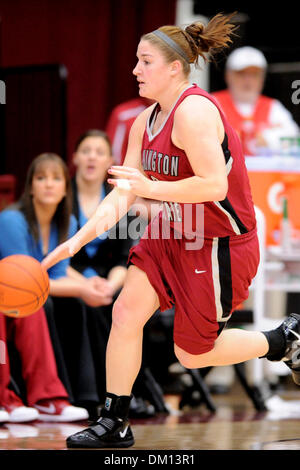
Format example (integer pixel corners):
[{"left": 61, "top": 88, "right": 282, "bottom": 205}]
[
  {"left": 226, "top": 156, "right": 233, "bottom": 175},
  {"left": 211, "top": 237, "right": 223, "bottom": 322}
]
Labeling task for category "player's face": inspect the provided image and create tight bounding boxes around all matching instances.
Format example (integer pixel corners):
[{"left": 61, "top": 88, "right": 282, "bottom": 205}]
[
  {"left": 133, "top": 40, "right": 174, "bottom": 99},
  {"left": 225, "top": 67, "right": 265, "bottom": 104},
  {"left": 31, "top": 161, "right": 67, "bottom": 207},
  {"left": 73, "top": 136, "right": 113, "bottom": 183}
]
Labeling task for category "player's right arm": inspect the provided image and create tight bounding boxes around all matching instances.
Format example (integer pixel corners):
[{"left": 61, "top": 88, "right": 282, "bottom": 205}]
[{"left": 42, "top": 107, "right": 152, "bottom": 270}]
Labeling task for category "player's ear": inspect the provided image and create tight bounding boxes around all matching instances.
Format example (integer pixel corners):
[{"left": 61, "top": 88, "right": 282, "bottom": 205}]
[{"left": 170, "top": 60, "right": 182, "bottom": 76}]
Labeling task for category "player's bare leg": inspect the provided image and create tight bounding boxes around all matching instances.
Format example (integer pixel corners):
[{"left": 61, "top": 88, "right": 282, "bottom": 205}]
[
  {"left": 66, "top": 264, "right": 160, "bottom": 448},
  {"left": 106, "top": 264, "right": 160, "bottom": 395},
  {"left": 174, "top": 329, "right": 269, "bottom": 369},
  {"left": 174, "top": 314, "right": 300, "bottom": 384}
]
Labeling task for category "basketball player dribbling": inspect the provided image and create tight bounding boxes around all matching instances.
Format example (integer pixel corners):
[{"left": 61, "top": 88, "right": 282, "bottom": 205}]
[{"left": 43, "top": 13, "right": 300, "bottom": 448}]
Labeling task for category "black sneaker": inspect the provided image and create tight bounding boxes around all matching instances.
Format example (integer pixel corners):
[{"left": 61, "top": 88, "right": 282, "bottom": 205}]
[
  {"left": 66, "top": 416, "right": 134, "bottom": 448},
  {"left": 280, "top": 314, "right": 300, "bottom": 385}
]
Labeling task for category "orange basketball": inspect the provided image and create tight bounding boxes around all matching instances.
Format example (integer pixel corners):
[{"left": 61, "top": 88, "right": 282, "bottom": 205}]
[{"left": 0, "top": 254, "right": 50, "bottom": 318}]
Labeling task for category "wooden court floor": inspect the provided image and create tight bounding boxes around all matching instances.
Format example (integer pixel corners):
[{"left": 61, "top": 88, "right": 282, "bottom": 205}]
[{"left": 1, "top": 381, "right": 300, "bottom": 452}]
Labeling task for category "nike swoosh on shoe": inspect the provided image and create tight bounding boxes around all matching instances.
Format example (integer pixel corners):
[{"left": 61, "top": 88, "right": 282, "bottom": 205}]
[
  {"left": 119, "top": 426, "right": 128, "bottom": 438},
  {"left": 34, "top": 404, "right": 56, "bottom": 414}
]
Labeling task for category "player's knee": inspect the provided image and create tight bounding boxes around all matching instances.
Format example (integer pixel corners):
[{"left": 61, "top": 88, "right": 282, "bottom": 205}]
[
  {"left": 111, "top": 299, "right": 144, "bottom": 333},
  {"left": 174, "top": 346, "right": 198, "bottom": 369},
  {"left": 111, "top": 300, "right": 132, "bottom": 331},
  {"left": 174, "top": 344, "right": 214, "bottom": 369}
]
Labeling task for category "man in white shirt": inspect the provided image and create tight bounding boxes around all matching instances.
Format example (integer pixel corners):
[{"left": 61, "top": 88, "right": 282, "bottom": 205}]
[{"left": 213, "top": 46, "right": 299, "bottom": 156}]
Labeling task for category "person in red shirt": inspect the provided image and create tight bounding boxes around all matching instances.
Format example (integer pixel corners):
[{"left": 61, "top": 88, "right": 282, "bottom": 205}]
[
  {"left": 43, "top": 14, "right": 300, "bottom": 448},
  {"left": 213, "top": 46, "right": 299, "bottom": 156},
  {"left": 106, "top": 97, "right": 153, "bottom": 165}
]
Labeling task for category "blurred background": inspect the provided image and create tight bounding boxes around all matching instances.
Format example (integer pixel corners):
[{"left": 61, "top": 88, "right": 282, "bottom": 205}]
[{"left": 1, "top": 0, "right": 299, "bottom": 198}]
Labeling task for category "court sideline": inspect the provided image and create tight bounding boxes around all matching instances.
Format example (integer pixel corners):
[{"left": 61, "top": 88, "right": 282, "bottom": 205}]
[{"left": 1, "top": 379, "right": 300, "bottom": 451}]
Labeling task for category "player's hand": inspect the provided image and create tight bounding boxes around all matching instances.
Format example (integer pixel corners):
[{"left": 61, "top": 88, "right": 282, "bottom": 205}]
[
  {"left": 107, "top": 166, "right": 153, "bottom": 199},
  {"left": 42, "top": 236, "right": 82, "bottom": 270}
]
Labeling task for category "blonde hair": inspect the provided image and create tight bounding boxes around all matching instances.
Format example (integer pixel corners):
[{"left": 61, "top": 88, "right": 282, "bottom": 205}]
[{"left": 142, "top": 13, "right": 238, "bottom": 76}]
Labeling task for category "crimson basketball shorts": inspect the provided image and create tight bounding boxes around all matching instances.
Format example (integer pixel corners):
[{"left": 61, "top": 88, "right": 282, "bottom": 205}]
[{"left": 128, "top": 215, "right": 260, "bottom": 355}]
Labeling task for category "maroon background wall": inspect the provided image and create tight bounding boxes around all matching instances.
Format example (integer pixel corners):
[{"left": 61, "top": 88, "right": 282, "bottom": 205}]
[{"left": 0, "top": 0, "right": 176, "bottom": 162}]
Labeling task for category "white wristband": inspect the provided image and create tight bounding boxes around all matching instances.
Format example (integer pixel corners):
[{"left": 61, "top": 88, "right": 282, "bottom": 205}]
[{"left": 116, "top": 179, "right": 131, "bottom": 190}]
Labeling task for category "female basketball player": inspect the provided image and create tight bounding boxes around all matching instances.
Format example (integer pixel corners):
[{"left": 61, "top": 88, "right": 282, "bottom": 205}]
[{"left": 43, "top": 13, "right": 300, "bottom": 448}]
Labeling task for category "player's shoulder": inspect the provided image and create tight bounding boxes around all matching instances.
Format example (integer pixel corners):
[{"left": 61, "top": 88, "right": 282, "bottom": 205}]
[{"left": 175, "top": 93, "right": 220, "bottom": 123}]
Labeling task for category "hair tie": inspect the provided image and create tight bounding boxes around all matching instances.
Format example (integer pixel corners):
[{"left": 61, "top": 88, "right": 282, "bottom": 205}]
[{"left": 152, "top": 30, "right": 190, "bottom": 64}]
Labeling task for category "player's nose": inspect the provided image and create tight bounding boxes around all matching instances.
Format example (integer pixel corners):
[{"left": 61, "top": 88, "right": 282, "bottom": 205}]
[{"left": 132, "top": 61, "right": 140, "bottom": 76}]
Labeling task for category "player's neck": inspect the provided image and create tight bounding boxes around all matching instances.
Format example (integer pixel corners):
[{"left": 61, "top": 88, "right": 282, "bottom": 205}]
[{"left": 157, "top": 80, "right": 190, "bottom": 115}]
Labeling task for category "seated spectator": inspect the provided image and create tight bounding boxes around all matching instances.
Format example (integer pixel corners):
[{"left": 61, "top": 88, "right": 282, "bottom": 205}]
[
  {"left": 71, "top": 129, "right": 129, "bottom": 289},
  {"left": 213, "top": 46, "right": 299, "bottom": 156},
  {"left": 0, "top": 153, "right": 106, "bottom": 418},
  {"left": 0, "top": 310, "right": 87, "bottom": 423}
]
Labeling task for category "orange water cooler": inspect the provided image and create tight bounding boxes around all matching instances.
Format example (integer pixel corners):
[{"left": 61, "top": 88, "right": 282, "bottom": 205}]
[{"left": 246, "top": 157, "right": 300, "bottom": 246}]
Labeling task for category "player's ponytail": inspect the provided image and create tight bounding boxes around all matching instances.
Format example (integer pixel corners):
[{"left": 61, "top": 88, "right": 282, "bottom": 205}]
[
  {"left": 143, "top": 12, "right": 237, "bottom": 76},
  {"left": 185, "top": 13, "right": 237, "bottom": 63}
]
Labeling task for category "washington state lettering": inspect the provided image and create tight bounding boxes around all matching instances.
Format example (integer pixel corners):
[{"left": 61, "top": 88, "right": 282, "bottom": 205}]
[{"left": 142, "top": 149, "right": 179, "bottom": 176}]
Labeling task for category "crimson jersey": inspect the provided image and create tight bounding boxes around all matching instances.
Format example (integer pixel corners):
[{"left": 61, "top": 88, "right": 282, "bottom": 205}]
[{"left": 141, "top": 84, "right": 256, "bottom": 239}]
